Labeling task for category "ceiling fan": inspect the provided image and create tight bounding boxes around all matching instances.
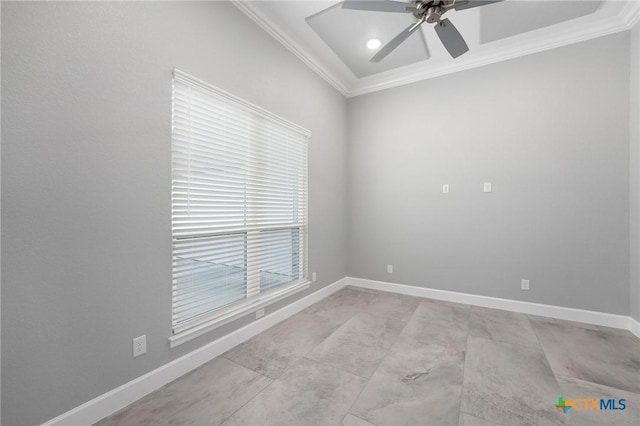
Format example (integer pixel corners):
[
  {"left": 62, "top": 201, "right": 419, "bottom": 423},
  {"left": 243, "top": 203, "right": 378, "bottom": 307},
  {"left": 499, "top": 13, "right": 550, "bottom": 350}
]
[{"left": 341, "top": 0, "right": 503, "bottom": 61}]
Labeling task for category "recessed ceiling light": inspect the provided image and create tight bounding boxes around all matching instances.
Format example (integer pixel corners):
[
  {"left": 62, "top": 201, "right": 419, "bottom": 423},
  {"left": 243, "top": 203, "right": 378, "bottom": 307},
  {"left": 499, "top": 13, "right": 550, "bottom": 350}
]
[{"left": 366, "top": 38, "right": 381, "bottom": 50}]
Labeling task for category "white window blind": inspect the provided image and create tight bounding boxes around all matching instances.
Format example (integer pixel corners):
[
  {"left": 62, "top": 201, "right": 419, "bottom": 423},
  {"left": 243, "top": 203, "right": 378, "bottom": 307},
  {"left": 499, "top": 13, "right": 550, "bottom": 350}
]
[{"left": 171, "top": 69, "right": 309, "bottom": 336}]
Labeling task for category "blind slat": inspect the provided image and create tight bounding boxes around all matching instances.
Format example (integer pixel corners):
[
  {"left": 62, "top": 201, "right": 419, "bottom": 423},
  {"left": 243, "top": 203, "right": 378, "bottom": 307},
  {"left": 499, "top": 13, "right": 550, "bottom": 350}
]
[{"left": 171, "top": 70, "right": 309, "bottom": 332}]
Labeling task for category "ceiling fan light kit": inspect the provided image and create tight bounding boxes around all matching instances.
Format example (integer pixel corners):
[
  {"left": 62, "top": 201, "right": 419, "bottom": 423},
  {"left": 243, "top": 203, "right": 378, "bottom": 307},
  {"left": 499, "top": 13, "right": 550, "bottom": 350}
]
[{"left": 342, "top": 0, "right": 503, "bottom": 62}]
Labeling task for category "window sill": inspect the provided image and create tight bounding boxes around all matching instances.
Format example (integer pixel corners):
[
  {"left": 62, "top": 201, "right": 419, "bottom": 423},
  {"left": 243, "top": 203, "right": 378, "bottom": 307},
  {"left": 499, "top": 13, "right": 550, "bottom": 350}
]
[{"left": 169, "top": 280, "right": 310, "bottom": 348}]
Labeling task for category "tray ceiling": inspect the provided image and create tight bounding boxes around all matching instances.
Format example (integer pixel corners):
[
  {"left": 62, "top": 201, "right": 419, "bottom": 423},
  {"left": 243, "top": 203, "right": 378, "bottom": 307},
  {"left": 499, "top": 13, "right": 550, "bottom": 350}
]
[{"left": 232, "top": 0, "right": 640, "bottom": 97}]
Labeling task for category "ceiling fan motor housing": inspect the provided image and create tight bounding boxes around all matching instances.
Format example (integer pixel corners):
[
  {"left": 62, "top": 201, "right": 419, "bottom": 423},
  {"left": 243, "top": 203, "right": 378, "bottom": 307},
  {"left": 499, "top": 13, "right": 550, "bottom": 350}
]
[
  {"left": 413, "top": 1, "right": 450, "bottom": 23},
  {"left": 425, "top": 6, "right": 442, "bottom": 23},
  {"left": 412, "top": 1, "right": 425, "bottom": 19}
]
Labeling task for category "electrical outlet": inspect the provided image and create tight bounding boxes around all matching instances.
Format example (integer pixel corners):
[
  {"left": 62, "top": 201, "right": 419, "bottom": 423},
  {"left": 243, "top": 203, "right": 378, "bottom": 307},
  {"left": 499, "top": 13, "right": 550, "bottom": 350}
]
[
  {"left": 312, "top": 272, "right": 317, "bottom": 282},
  {"left": 484, "top": 182, "right": 492, "bottom": 193},
  {"left": 387, "top": 265, "right": 393, "bottom": 274},
  {"left": 521, "top": 279, "right": 530, "bottom": 291},
  {"left": 256, "top": 308, "right": 265, "bottom": 319},
  {"left": 133, "top": 335, "right": 146, "bottom": 358},
  {"left": 442, "top": 184, "right": 450, "bottom": 194}
]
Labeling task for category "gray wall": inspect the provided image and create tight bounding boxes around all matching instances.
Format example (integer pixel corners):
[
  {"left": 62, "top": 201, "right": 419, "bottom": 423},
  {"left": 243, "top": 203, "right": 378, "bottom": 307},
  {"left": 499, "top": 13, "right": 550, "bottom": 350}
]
[
  {"left": 347, "top": 32, "right": 631, "bottom": 315},
  {"left": 1, "top": 1, "right": 637, "bottom": 424},
  {"left": 631, "top": 22, "right": 640, "bottom": 322},
  {"left": 0, "top": 2, "right": 348, "bottom": 425}
]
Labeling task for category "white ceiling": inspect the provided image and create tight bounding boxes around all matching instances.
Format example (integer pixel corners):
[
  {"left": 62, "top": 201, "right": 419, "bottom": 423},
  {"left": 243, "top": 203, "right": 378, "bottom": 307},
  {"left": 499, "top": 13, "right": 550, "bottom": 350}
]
[
  {"left": 306, "top": 3, "right": 431, "bottom": 78},
  {"left": 480, "top": 1, "right": 600, "bottom": 43},
  {"left": 233, "top": 0, "right": 640, "bottom": 97}
]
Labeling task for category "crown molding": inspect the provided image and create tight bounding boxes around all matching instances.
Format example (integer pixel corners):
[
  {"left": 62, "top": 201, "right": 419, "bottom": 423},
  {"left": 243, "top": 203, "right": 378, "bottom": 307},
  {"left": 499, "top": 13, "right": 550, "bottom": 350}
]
[
  {"left": 622, "top": 0, "right": 640, "bottom": 27},
  {"left": 350, "top": 0, "right": 640, "bottom": 97},
  {"left": 230, "top": 0, "right": 350, "bottom": 97},
  {"left": 233, "top": 0, "right": 640, "bottom": 99}
]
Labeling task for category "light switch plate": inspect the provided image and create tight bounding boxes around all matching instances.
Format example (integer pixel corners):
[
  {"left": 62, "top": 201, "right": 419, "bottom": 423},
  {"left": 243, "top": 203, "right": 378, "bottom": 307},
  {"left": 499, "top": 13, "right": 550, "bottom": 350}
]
[{"left": 443, "top": 184, "right": 449, "bottom": 194}]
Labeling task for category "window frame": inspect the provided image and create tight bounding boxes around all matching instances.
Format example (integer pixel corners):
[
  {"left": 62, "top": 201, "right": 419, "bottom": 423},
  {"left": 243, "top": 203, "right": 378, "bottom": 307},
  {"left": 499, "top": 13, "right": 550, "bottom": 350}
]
[{"left": 169, "top": 69, "right": 310, "bottom": 347}]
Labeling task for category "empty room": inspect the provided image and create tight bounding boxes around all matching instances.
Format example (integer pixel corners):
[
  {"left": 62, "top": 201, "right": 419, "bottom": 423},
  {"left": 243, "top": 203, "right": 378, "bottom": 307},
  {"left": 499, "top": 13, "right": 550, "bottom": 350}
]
[{"left": 2, "top": 0, "right": 639, "bottom": 425}]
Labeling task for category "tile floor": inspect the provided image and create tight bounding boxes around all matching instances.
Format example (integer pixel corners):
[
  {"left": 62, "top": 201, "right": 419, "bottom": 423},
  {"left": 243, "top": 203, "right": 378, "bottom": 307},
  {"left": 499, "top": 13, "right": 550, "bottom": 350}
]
[{"left": 97, "top": 286, "right": 640, "bottom": 426}]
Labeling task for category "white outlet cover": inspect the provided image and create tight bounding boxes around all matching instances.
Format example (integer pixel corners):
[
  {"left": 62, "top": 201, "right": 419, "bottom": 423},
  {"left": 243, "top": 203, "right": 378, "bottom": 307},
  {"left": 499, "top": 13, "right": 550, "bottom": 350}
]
[
  {"left": 133, "top": 335, "right": 146, "bottom": 358},
  {"left": 521, "top": 279, "right": 530, "bottom": 291},
  {"left": 387, "top": 265, "right": 393, "bottom": 273},
  {"left": 484, "top": 182, "right": 492, "bottom": 193},
  {"left": 442, "top": 184, "right": 449, "bottom": 194}
]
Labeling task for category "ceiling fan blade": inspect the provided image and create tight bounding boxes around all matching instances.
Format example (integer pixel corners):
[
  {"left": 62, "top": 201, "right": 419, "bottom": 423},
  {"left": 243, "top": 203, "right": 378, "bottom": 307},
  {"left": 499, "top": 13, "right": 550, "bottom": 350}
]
[
  {"left": 453, "top": 0, "right": 503, "bottom": 11},
  {"left": 370, "top": 19, "right": 424, "bottom": 62},
  {"left": 341, "top": 1, "right": 412, "bottom": 13},
  {"left": 434, "top": 18, "right": 469, "bottom": 58}
]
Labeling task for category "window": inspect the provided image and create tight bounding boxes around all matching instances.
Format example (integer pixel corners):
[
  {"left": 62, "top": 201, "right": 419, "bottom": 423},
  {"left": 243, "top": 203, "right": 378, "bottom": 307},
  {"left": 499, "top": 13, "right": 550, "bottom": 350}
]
[{"left": 171, "top": 69, "right": 310, "bottom": 344}]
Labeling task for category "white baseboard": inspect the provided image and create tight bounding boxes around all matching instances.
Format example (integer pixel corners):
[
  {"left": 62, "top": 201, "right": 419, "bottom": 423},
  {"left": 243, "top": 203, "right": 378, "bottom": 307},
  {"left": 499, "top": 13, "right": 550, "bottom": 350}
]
[
  {"left": 41, "top": 278, "right": 348, "bottom": 426},
  {"left": 630, "top": 317, "right": 640, "bottom": 338},
  {"left": 347, "top": 277, "right": 639, "bottom": 337},
  {"left": 40, "top": 276, "right": 638, "bottom": 426}
]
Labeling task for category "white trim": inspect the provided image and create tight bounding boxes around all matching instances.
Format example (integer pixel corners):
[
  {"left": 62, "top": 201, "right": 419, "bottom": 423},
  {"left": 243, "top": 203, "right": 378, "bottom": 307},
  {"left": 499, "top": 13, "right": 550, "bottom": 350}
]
[
  {"left": 630, "top": 317, "right": 640, "bottom": 339},
  {"left": 347, "top": 277, "right": 636, "bottom": 333},
  {"left": 41, "top": 278, "right": 348, "bottom": 426},
  {"left": 38, "top": 275, "right": 639, "bottom": 425},
  {"left": 349, "top": 4, "right": 639, "bottom": 97},
  {"left": 232, "top": 0, "right": 640, "bottom": 98},
  {"left": 621, "top": 0, "right": 640, "bottom": 27},
  {"left": 229, "top": 0, "right": 350, "bottom": 97},
  {"left": 170, "top": 281, "right": 310, "bottom": 347},
  {"left": 173, "top": 68, "right": 312, "bottom": 137}
]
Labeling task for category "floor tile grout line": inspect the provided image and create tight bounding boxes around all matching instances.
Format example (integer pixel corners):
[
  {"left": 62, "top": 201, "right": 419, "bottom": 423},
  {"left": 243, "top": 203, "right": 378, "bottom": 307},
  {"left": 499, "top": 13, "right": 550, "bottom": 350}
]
[
  {"left": 213, "top": 356, "right": 284, "bottom": 425},
  {"left": 527, "top": 315, "right": 568, "bottom": 390},
  {"left": 456, "top": 331, "right": 471, "bottom": 426},
  {"left": 102, "top": 287, "right": 638, "bottom": 426},
  {"left": 461, "top": 308, "right": 563, "bottom": 426},
  {"left": 339, "top": 365, "right": 375, "bottom": 426},
  {"left": 307, "top": 307, "right": 416, "bottom": 382},
  {"left": 338, "top": 304, "right": 420, "bottom": 426},
  {"left": 526, "top": 314, "right": 546, "bottom": 351},
  {"left": 462, "top": 336, "right": 571, "bottom": 426},
  {"left": 220, "top": 292, "right": 373, "bottom": 424},
  {"left": 302, "top": 353, "right": 373, "bottom": 381},
  {"left": 216, "top": 371, "right": 277, "bottom": 425},
  {"left": 342, "top": 413, "right": 382, "bottom": 426},
  {"left": 554, "top": 374, "right": 640, "bottom": 397},
  {"left": 468, "top": 308, "right": 544, "bottom": 351},
  {"left": 516, "top": 317, "right": 578, "bottom": 426},
  {"left": 467, "top": 321, "right": 544, "bottom": 350},
  {"left": 459, "top": 410, "right": 506, "bottom": 426},
  {"left": 222, "top": 356, "right": 275, "bottom": 380},
  {"left": 98, "top": 361, "right": 245, "bottom": 426},
  {"left": 472, "top": 335, "right": 542, "bottom": 351},
  {"left": 222, "top": 287, "right": 383, "bottom": 425},
  {"left": 532, "top": 320, "right": 640, "bottom": 395},
  {"left": 154, "top": 394, "right": 214, "bottom": 425},
  {"left": 302, "top": 314, "right": 356, "bottom": 358},
  {"left": 299, "top": 290, "right": 404, "bottom": 366}
]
